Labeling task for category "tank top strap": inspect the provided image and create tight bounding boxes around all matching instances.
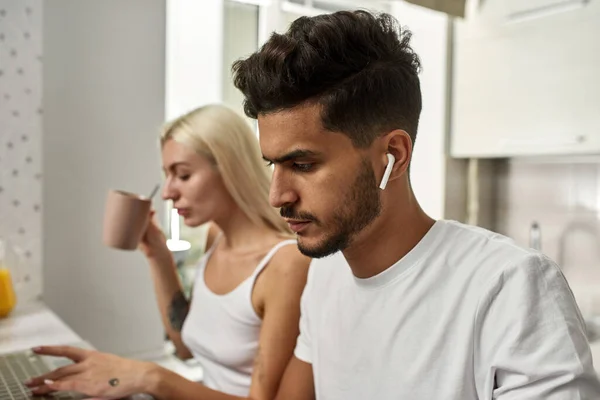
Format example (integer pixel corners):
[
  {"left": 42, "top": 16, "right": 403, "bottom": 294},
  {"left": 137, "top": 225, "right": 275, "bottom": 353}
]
[
  {"left": 249, "top": 239, "right": 297, "bottom": 280},
  {"left": 194, "top": 232, "right": 224, "bottom": 281},
  {"left": 206, "top": 232, "right": 223, "bottom": 255}
]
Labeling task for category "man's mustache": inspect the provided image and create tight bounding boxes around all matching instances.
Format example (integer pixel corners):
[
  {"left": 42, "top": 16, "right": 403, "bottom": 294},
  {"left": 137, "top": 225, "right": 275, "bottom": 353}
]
[{"left": 280, "top": 207, "right": 318, "bottom": 222}]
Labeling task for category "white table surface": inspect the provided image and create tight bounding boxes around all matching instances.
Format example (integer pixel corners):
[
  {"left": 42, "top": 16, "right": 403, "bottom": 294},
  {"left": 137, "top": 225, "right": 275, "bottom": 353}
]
[
  {"left": 0, "top": 301, "right": 81, "bottom": 354},
  {"left": 0, "top": 301, "right": 204, "bottom": 383}
]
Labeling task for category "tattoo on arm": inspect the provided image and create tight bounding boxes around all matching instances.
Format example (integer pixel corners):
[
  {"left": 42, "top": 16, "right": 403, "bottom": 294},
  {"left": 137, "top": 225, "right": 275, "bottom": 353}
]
[{"left": 168, "top": 291, "right": 190, "bottom": 332}]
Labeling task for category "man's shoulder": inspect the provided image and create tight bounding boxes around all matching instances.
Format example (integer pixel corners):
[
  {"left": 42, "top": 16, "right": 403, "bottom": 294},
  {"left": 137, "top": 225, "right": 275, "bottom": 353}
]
[
  {"left": 437, "top": 220, "right": 536, "bottom": 269},
  {"left": 439, "top": 220, "right": 519, "bottom": 250},
  {"left": 433, "top": 221, "right": 567, "bottom": 298}
]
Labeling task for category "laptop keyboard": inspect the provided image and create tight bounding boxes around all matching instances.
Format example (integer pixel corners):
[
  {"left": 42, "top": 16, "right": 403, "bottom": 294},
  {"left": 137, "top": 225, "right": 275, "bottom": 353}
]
[{"left": 0, "top": 351, "right": 76, "bottom": 400}]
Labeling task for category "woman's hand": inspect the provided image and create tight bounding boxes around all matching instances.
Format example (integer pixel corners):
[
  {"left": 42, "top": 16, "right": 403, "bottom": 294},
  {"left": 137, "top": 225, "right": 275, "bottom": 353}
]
[
  {"left": 139, "top": 210, "right": 170, "bottom": 260},
  {"left": 24, "top": 346, "right": 157, "bottom": 399}
]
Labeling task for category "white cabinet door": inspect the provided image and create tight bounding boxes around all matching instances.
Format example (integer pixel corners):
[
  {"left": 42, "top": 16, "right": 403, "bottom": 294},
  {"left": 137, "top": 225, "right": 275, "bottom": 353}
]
[{"left": 451, "top": 0, "right": 600, "bottom": 158}]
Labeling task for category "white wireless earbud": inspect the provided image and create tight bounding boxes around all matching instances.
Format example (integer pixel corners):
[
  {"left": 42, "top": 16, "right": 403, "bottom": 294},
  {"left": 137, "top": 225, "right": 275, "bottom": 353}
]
[{"left": 379, "top": 153, "right": 395, "bottom": 190}]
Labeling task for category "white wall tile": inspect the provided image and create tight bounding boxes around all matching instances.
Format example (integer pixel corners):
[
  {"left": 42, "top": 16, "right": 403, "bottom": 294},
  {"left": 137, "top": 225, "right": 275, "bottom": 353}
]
[
  {"left": 495, "top": 160, "right": 600, "bottom": 315},
  {"left": 0, "top": 0, "right": 42, "bottom": 303}
]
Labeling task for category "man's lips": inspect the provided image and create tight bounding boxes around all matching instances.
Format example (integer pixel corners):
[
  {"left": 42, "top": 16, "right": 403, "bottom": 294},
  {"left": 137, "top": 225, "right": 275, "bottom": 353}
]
[{"left": 285, "top": 219, "right": 312, "bottom": 233}]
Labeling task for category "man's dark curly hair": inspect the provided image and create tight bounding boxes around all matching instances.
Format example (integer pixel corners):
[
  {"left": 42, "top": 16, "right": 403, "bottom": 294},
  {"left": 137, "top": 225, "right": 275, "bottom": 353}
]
[{"left": 232, "top": 10, "right": 422, "bottom": 148}]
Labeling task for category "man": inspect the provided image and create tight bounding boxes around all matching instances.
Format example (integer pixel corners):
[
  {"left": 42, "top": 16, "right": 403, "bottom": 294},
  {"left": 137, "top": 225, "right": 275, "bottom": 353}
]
[{"left": 232, "top": 10, "right": 600, "bottom": 400}]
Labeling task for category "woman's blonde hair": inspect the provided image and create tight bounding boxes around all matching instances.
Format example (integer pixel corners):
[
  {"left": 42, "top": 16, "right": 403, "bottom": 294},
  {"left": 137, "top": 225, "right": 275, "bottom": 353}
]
[{"left": 161, "top": 104, "right": 292, "bottom": 236}]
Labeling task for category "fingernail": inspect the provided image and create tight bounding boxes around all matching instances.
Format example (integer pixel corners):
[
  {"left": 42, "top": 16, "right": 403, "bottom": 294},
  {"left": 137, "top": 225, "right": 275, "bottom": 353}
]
[
  {"left": 44, "top": 379, "right": 54, "bottom": 385},
  {"left": 22, "top": 379, "right": 32, "bottom": 385},
  {"left": 32, "top": 346, "right": 41, "bottom": 352}
]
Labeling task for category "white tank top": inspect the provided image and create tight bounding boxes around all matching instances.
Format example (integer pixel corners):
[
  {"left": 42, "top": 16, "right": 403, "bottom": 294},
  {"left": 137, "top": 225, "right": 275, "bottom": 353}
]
[{"left": 181, "top": 236, "right": 297, "bottom": 396}]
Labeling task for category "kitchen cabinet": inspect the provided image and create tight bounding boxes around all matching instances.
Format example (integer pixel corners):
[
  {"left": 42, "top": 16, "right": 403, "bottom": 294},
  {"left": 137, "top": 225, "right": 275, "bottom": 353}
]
[{"left": 451, "top": 0, "right": 600, "bottom": 157}]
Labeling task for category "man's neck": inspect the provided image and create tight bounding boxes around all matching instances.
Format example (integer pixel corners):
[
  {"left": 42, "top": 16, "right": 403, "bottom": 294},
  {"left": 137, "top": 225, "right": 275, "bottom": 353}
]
[{"left": 342, "top": 192, "right": 436, "bottom": 279}]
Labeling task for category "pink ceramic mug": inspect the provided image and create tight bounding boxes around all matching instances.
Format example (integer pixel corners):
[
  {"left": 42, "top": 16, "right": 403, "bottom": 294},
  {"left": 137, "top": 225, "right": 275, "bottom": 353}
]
[{"left": 102, "top": 190, "right": 151, "bottom": 250}]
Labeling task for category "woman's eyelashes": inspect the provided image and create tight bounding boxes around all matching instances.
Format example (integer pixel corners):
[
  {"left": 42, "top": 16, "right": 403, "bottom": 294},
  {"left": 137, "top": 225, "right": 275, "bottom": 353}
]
[{"left": 177, "top": 173, "right": 191, "bottom": 181}]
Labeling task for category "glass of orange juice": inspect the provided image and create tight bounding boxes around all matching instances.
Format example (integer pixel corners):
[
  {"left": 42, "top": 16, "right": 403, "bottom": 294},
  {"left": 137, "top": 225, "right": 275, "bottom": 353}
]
[
  {"left": 0, "top": 239, "right": 18, "bottom": 318},
  {"left": 0, "top": 266, "right": 16, "bottom": 318}
]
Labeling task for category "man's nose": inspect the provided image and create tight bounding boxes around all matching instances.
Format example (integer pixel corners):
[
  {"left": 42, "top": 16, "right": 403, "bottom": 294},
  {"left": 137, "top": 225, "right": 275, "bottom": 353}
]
[{"left": 269, "top": 167, "right": 298, "bottom": 208}]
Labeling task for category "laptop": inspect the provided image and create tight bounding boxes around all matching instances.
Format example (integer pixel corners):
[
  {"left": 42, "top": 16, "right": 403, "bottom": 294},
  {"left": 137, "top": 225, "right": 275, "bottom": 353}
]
[{"left": 0, "top": 345, "right": 154, "bottom": 400}]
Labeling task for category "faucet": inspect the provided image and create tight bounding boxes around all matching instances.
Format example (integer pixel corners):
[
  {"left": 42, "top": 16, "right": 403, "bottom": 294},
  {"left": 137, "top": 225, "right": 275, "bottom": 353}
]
[
  {"left": 554, "top": 220, "right": 600, "bottom": 341},
  {"left": 529, "top": 221, "right": 541, "bottom": 251},
  {"left": 557, "top": 220, "right": 599, "bottom": 269}
]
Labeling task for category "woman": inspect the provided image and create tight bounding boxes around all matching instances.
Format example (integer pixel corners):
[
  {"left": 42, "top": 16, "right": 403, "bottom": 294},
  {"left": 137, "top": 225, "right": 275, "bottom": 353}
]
[{"left": 26, "top": 105, "right": 310, "bottom": 400}]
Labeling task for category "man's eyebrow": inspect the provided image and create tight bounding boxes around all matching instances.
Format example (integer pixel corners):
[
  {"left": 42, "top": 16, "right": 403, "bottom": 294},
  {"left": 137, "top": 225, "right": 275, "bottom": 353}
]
[{"left": 262, "top": 149, "right": 321, "bottom": 164}]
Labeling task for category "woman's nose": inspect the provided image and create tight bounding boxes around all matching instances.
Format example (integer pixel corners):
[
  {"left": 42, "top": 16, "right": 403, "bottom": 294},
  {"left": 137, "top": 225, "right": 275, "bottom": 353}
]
[{"left": 161, "top": 180, "right": 178, "bottom": 201}]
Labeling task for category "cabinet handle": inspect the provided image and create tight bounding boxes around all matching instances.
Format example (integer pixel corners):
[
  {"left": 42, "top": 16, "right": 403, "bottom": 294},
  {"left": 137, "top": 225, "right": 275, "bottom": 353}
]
[
  {"left": 506, "top": 0, "right": 589, "bottom": 24},
  {"left": 500, "top": 135, "right": 587, "bottom": 150}
]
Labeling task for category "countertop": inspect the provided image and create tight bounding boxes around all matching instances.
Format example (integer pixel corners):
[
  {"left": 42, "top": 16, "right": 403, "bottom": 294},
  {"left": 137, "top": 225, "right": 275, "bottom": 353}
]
[{"left": 0, "top": 301, "right": 204, "bottom": 382}]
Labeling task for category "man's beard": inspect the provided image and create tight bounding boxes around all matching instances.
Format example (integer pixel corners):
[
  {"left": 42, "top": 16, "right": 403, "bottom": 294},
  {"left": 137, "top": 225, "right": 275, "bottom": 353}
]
[{"left": 281, "top": 158, "right": 382, "bottom": 258}]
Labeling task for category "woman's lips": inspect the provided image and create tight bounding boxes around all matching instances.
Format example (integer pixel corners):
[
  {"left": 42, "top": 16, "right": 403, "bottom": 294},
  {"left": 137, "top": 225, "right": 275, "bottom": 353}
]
[{"left": 177, "top": 208, "right": 191, "bottom": 217}]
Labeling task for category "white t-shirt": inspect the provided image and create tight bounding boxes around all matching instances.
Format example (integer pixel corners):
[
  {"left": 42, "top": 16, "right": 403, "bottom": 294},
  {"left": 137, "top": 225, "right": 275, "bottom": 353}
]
[{"left": 295, "top": 220, "right": 600, "bottom": 399}]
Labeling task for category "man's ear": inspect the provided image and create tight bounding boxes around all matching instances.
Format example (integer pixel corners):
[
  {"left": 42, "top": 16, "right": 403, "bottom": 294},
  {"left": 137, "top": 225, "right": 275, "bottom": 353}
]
[{"left": 379, "top": 129, "right": 412, "bottom": 183}]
